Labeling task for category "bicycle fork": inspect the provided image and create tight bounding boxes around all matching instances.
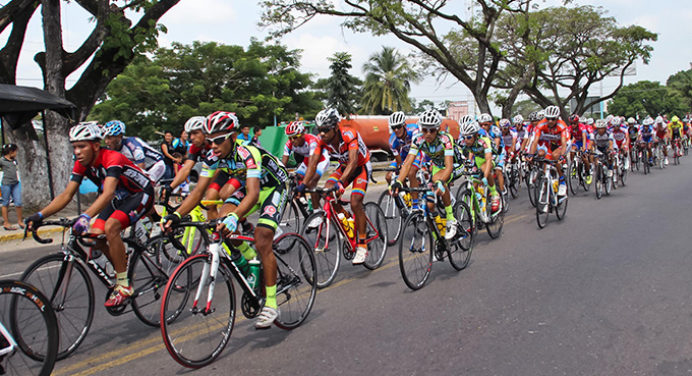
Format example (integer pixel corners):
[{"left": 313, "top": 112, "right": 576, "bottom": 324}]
[{"left": 193, "top": 242, "right": 222, "bottom": 315}]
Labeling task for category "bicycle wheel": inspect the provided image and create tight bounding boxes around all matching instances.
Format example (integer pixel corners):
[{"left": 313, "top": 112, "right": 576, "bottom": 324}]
[
  {"left": 1, "top": 280, "right": 58, "bottom": 376},
  {"left": 485, "top": 193, "right": 504, "bottom": 239},
  {"left": 301, "top": 211, "right": 340, "bottom": 288},
  {"left": 279, "top": 199, "right": 304, "bottom": 234},
  {"left": 555, "top": 194, "right": 568, "bottom": 221},
  {"left": 398, "top": 212, "right": 433, "bottom": 290},
  {"left": 129, "top": 241, "right": 180, "bottom": 327},
  {"left": 448, "top": 200, "right": 473, "bottom": 270},
  {"left": 508, "top": 166, "right": 519, "bottom": 199},
  {"left": 272, "top": 234, "right": 317, "bottom": 330},
  {"left": 605, "top": 173, "right": 612, "bottom": 196},
  {"left": 594, "top": 165, "right": 603, "bottom": 199},
  {"left": 527, "top": 170, "right": 538, "bottom": 207},
  {"left": 160, "top": 254, "right": 235, "bottom": 369},
  {"left": 568, "top": 160, "right": 578, "bottom": 196},
  {"left": 620, "top": 163, "right": 628, "bottom": 186},
  {"left": 377, "top": 190, "right": 403, "bottom": 246},
  {"left": 21, "top": 254, "right": 94, "bottom": 360},
  {"left": 535, "top": 177, "right": 550, "bottom": 229},
  {"left": 363, "top": 202, "right": 388, "bottom": 270}
]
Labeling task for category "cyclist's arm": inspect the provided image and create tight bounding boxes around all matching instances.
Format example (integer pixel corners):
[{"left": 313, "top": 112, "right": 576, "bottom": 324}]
[
  {"left": 482, "top": 151, "right": 493, "bottom": 178},
  {"left": 83, "top": 176, "right": 118, "bottom": 219},
  {"left": 36, "top": 180, "right": 80, "bottom": 218},
  {"left": 432, "top": 155, "right": 453, "bottom": 184},
  {"left": 581, "top": 131, "right": 588, "bottom": 151},
  {"left": 281, "top": 155, "right": 289, "bottom": 166},
  {"left": 175, "top": 174, "right": 213, "bottom": 216},
  {"left": 169, "top": 159, "right": 195, "bottom": 189},
  {"left": 231, "top": 177, "right": 259, "bottom": 219},
  {"left": 302, "top": 152, "right": 321, "bottom": 184},
  {"left": 529, "top": 131, "right": 540, "bottom": 154},
  {"left": 396, "top": 152, "right": 417, "bottom": 184},
  {"left": 559, "top": 132, "right": 568, "bottom": 156}
]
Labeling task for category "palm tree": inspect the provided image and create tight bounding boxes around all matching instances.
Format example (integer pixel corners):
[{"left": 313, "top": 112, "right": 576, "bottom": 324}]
[{"left": 361, "top": 47, "right": 420, "bottom": 114}]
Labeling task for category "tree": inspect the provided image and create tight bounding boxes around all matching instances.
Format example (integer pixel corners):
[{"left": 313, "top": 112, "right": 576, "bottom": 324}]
[
  {"left": 325, "top": 52, "right": 362, "bottom": 116},
  {"left": 260, "top": 0, "right": 531, "bottom": 116},
  {"left": 607, "top": 81, "right": 687, "bottom": 118},
  {"left": 93, "top": 40, "right": 323, "bottom": 139},
  {"left": 1, "top": 0, "right": 180, "bottom": 207},
  {"left": 361, "top": 46, "right": 419, "bottom": 114},
  {"left": 667, "top": 69, "right": 692, "bottom": 111}
]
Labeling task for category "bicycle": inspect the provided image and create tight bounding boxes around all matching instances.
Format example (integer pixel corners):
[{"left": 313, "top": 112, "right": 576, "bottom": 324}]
[
  {"left": 589, "top": 151, "right": 613, "bottom": 199},
  {"left": 654, "top": 140, "right": 667, "bottom": 169},
  {"left": 21, "top": 218, "right": 179, "bottom": 359},
  {"left": 533, "top": 156, "right": 568, "bottom": 229},
  {"left": 301, "top": 186, "right": 388, "bottom": 288},
  {"left": 617, "top": 148, "right": 628, "bottom": 187},
  {"left": 637, "top": 141, "right": 651, "bottom": 175},
  {"left": 159, "top": 220, "right": 317, "bottom": 368},
  {"left": 504, "top": 154, "right": 522, "bottom": 199},
  {"left": 0, "top": 279, "right": 58, "bottom": 376},
  {"left": 456, "top": 162, "right": 505, "bottom": 239},
  {"left": 397, "top": 185, "right": 473, "bottom": 290},
  {"left": 672, "top": 137, "right": 682, "bottom": 165},
  {"left": 567, "top": 149, "right": 592, "bottom": 195},
  {"left": 279, "top": 172, "right": 314, "bottom": 234},
  {"left": 525, "top": 158, "right": 540, "bottom": 208}
]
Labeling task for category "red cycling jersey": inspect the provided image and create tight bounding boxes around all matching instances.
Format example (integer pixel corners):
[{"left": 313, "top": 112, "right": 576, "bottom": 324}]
[
  {"left": 534, "top": 119, "right": 569, "bottom": 151},
  {"left": 283, "top": 133, "right": 327, "bottom": 164},
  {"left": 70, "top": 149, "right": 153, "bottom": 193},
  {"left": 317, "top": 127, "right": 370, "bottom": 167},
  {"left": 569, "top": 123, "right": 589, "bottom": 142}
]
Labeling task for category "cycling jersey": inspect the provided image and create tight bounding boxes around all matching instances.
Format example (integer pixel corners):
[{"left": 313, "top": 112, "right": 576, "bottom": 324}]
[
  {"left": 479, "top": 125, "right": 504, "bottom": 152},
  {"left": 389, "top": 123, "right": 419, "bottom": 160},
  {"left": 70, "top": 149, "right": 153, "bottom": 196},
  {"left": 655, "top": 125, "right": 668, "bottom": 139},
  {"left": 593, "top": 131, "right": 615, "bottom": 151},
  {"left": 669, "top": 121, "right": 684, "bottom": 138},
  {"left": 569, "top": 123, "right": 589, "bottom": 142},
  {"left": 460, "top": 136, "right": 494, "bottom": 169},
  {"left": 283, "top": 133, "right": 328, "bottom": 165},
  {"left": 317, "top": 127, "right": 370, "bottom": 167},
  {"left": 202, "top": 144, "right": 288, "bottom": 189},
  {"left": 611, "top": 125, "right": 628, "bottom": 148},
  {"left": 118, "top": 137, "right": 164, "bottom": 170},
  {"left": 408, "top": 131, "right": 458, "bottom": 167},
  {"left": 533, "top": 120, "right": 569, "bottom": 152},
  {"left": 501, "top": 130, "right": 517, "bottom": 153},
  {"left": 186, "top": 143, "right": 219, "bottom": 166}
]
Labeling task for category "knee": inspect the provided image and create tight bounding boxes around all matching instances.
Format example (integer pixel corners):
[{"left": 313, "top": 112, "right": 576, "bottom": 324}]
[{"left": 104, "top": 219, "right": 122, "bottom": 238}]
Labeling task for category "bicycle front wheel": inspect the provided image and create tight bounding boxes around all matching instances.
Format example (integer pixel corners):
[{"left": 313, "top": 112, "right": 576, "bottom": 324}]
[
  {"left": 448, "top": 200, "right": 473, "bottom": 270},
  {"left": 21, "top": 254, "right": 94, "bottom": 360},
  {"left": 398, "top": 212, "right": 433, "bottom": 290},
  {"left": 535, "top": 177, "right": 550, "bottom": 229},
  {"left": 377, "top": 190, "right": 403, "bottom": 246},
  {"left": 160, "top": 254, "right": 235, "bottom": 369},
  {"left": 273, "top": 234, "right": 317, "bottom": 330},
  {"left": 301, "top": 211, "right": 340, "bottom": 288},
  {"left": 363, "top": 202, "right": 389, "bottom": 270},
  {"left": 1, "top": 280, "right": 59, "bottom": 376}
]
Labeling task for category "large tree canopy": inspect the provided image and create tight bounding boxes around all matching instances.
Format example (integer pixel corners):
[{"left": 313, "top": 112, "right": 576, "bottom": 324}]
[
  {"left": 607, "top": 80, "right": 687, "bottom": 118},
  {"left": 92, "top": 40, "right": 323, "bottom": 138},
  {"left": 667, "top": 69, "right": 692, "bottom": 111},
  {"left": 324, "top": 52, "right": 362, "bottom": 116}
]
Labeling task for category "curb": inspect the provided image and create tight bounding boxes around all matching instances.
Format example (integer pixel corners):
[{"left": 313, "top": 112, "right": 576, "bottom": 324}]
[{"left": 0, "top": 227, "right": 64, "bottom": 244}]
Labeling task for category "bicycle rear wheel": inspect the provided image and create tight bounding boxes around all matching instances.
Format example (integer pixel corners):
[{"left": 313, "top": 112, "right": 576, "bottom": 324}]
[
  {"left": 448, "top": 201, "right": 473, "bottom": 270},
  {"left": 377, "top": 190, "right": 403, "bottom": 246},
  {"left": 272, "top": 234, "right": 317, "bottom": 330},
  {"left": 363, "top": 202, "right": 388, "bottom": 270},
  {"left": 555, "top": 194, "right": 568, "bottom": 221},
  {"left": 160, "top": 254, "right": 235, "bottom": 369},
  {"left": 535, "top": 177, "right": 550, "bottom": 229},
  {"left": 279, "top": 199, "right": 304, "bottom": 234},
  {"left": 301, "top": 211, "right": 340, "bottom": 288},
  {"left": 527, "top": 169, "right": 538, "bottom": 207},
  {"left": 21, "top": 254, "right": 94, "bottom": 360},
  {"left": 398, "top": 213, "right": 433, "bottom": 290},
  {"left": 1, "top": 280, "right": 58, "bottom": 376}
]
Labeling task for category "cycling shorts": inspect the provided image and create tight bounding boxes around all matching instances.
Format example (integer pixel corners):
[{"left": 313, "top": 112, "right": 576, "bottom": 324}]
[
  {"left": 208, "top": 170, "right": 231, "bottom": 192},
  {"left": 472, "top": 156, "right": 495, "bottom": 170},
  {"left": 572, "top": 140, "right": 584, "bottom": 150},
  {"left": 641, "top": 136, "right": 653, "bottom": 143},
  {"left": 327, "top": 161, "right": 372, "bottom": 197},
  {"left": 295, "top": 158, "right": 330, "bottom": 178},
  {"left": 92, "top": 187, "right": 154, "bottom": 231},
  {"left": 432, "top": 163, "right": 464, "bottom": 184},
  {"left": 672, "top": 131, "right": 682, "bottom": 140}
]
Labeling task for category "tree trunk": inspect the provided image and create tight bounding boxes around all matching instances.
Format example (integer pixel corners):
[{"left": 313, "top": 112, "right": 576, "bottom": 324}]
[{"left": 5, "top": 124, "right": 49, "bottom": 211}]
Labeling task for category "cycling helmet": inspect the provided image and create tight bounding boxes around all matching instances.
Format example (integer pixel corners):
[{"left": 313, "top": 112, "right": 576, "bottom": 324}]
[
  {"left": 478, "top": 113, "right": 493, "bottom": 124},
  {"left": 103, "top": 120, "right": 126, "bottom": 136},
  {"left": 204, "top": 111, "right": 239, "bottom": 135},
  {"left": 569, "top": 114, "right": 580, "bottom": 123},
  {"left": 460, "top": 121, "right": 480, "bottom": 136},
  {"left": 512, "top": 114, "right": 524, "bottom": 125},
  {"left": 671, "top": 115, "right": 680, "bottom": 123},
  {"left": 655, "top": 115, "right": 664, "bottom": 124},
  {"left": 642, "top": 117, "right": 654, "bottom": 126},
  {"left": 285, "top": 121, "right": 306, "bottom": 136},
  {"left": 184, "top": 116, "right": 206, "bottom": 133},
  {"left": 388, "top": 111, "right": 406, "bottom": 128},
  {"left": 528, "top": 111, "right": 540, "bottom": 122},
  {"left": 537, "top": 110, "right": 545, "bottom": 119},
  {"left": 611, "top": 117, "right": 622, "bottom": 126},
  {"left": 586, "top": 118, "right": 594, "bottom": 125},
  {"left": 605, "top": 114, "right": 614, "bottom": 124},
  {"left": 69, "top": 122, "right": 103, "bottom": 142},
  {"left": 499, "top": 118, "right": 511, "bottom": 128},
  {"left": 315, "top": 108, "right": 341, "bottom": 129},
  {"left": 544, "top": 106, "right": 560, "bottom": 120},
  {"left": 627, "top": 117, "right": 636, "bottom": 125},
  {"left": 594, "top": 119, "right": 607, "bottom": 129},
  {"left": 459, "top": 114, "right": 474, "bottom": 126},
  {"left": 418, "top": 109, "right": 443, "bottom": 128}
]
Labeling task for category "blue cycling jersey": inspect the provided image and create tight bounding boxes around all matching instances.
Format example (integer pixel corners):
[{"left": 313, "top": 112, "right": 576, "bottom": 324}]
[
  {"left": 119, "top": 137, "right": 163, "bottom": 169},
  {"left": 389, "top": 123, "right": 419, "bottom": 159},
  {"left": 478, "top": 125, "right": 504, "bottom": 151}
]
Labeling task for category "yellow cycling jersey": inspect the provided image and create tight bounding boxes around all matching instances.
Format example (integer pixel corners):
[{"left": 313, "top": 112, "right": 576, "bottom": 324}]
[{"left": 668, "top": 121, "right": 684, "bottom": 137}]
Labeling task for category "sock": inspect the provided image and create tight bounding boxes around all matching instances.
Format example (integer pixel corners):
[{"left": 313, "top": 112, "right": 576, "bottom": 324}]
[
  {"left": 445, "top": 204, "right": 454, "bottom": 221},
  {"left": 489, "top": 184, "right": 498, "bottom": 195},
  {"left": 358, "top": 236, "right": 367, "bottom": 248},
  {"left": 265, "top": 284, "right": 277, "bottom": 309},
  {"left": 116, "top": 272, "right": 129, "bottom": 288},
  {"left": 236, "top": 241, "right": 257, "bottom": 261}
]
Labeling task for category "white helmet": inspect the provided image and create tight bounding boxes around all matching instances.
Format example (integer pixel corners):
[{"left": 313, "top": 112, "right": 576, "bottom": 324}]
[
  {"left": 611, "top": 117, "right": 622, "bottom": 126},
  {"left": 388, "top": 111, "right": 406, "bottom": 128},
  {"left": 418, "top": 109, "right": 443, "bottom": 128},
  {"left": 627, "top": 117, "right": 636, "bottom": 125},
  {"left": 460, "top": 121, "right": 480, "bottom": 136},
  {"left": 544, "top": 105, "right": 560, "bottom": 119},
  {"left": 499, "top": 118, "right": 511, "bottom": 128},
  {"left": 459, "top": 114, "right": 474, "bottom": 126},
  {"left": 184, "top": 116, "right": 206, "bottom": 133},
  {"left": 478, "top": 113, "right": 493, "bottom": 123},
  {"left": 655, "top": 115, "right": 664, "bottom": 124},
  {"left": 69, "top": 122, "right": 102, "bottom": 142},
  {"left": 204, "top": 111, "right": 239, "bottom": 135},
  {"left": 594, "top": 119, "right": 608, "bottom": 129},
  {"left": 512, "top": 114, "right": 524, "bottom": 125},
  {"left": 642, "top": 117, "right": 654, "bottom": 126},
  {"left": 586, "top": 118, "right": 594, "bottom": 125},
  {"left": 315, "top": 108, "right": 341, "bottom": 128},
  {"left": 537, "top": 110, "right": 545, "bottom": 119}
]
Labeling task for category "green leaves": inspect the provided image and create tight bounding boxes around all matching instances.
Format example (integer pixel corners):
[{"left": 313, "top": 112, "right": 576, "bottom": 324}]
[
  {"left": 360, "top": 46, "right": 420, "bottom": 114},
  {"left": 607, "top": 80, "right": 687, "bottom": 118}
]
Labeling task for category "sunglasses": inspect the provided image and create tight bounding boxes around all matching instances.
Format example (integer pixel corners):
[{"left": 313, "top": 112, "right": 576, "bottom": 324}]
[
  {"left": 421, "top": 127, "right": 438, "bottom": 134},
  {"left": 546, "top": 117, "right": 558, "bottom": 121},
  {"left": 289, "top": 135, "right": 302, "bottom": 141},
  {"left": 207, "top": 133, "right": 231, "bottom": 145},
  {"left": 390, "top": 124, "right": 403, "bottom": 130},
  {"left": 462, "top": 135, "right": 475, "bottom": 140},
  {"left": 317, "top": 127, "right": 333, "bottom": 134}
]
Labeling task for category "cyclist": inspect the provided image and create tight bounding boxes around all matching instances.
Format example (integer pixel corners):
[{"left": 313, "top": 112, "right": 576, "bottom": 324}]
[
  {"left": 391, "top": 109, "right": 463, "bottom": 239},
  {"left": 102, "top": 120, "right": 167, "bottom": 184},
  {"left": 668, "top": 115, "right": 685, "bottom": 158},
  {"left": 385, "top": 111, "right": 425, "bottom": 210},
  {"left": 591, "top": 119, "right": 616, "bottom": 178},
  {"left": 314, "top": 108, "right": 372, "bottom": 264},
  {"left": 500, "top": 118, "right": 517, "bottom": 164},
  {"left": 478, "top": 113, "right": 506, "bottom": 197},
  {"left": 26, "top": 122, "right": 154, "bottom": 307},
  {"left": 568, "top": 114, "right": 592, "bottom": 184},
  {"left": 610, "top": 117, "right": 631, "bottom": 170},
  {"left": 524, "top": 111, "right": 543, "bottom": 153},
  {"left": 654, "top": 116, "right": 669, "bottom": 165},
  {"left": 527, "top": 105, "right": 569, "bottom": 196},
  {"left": 458, "top": 120, "right": 501, "bottom": 218},
  {"left": 162, "top": 116, "right": 211, "bottom": 197},
  {"left": 637, "top": 116, "right": 655, "bottom": 164},
  {"left": 282, "top": 120, "right": 330, "bottom": 210},
  {"left": 627, "top": 117, "right": 640, "bottom": 151},
  {"left": 162, "top": 111, "right": 288, "bottom": 329},
  {"left": 513, "top": 115, "right": 529, "bottom": 154}
]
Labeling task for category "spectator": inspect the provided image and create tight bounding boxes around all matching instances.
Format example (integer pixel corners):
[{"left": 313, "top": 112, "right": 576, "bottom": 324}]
[
  {"left": 1, "top": 143, "right": 23, "bottom": 230},
  {"left": 252, "top": 127, "right": 262, "bottom": 146},
  {"left": 237, "top": 125, "right": 252, "bottom": 145},
  {"left": 160, "top": 130, "right": 181, "bottom": 180}
]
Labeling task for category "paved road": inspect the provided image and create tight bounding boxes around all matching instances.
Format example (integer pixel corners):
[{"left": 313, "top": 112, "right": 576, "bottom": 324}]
[{"left": 4, "top": 163, "right": 692, "bottom": 376}]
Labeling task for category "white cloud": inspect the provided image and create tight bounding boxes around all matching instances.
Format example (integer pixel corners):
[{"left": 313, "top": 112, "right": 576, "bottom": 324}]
[
  {"left": 163, "top": 0, "right": 237, "bottom": 25},
  {"left": 283, "top": 33, "right": 368, "bottom": 79}
]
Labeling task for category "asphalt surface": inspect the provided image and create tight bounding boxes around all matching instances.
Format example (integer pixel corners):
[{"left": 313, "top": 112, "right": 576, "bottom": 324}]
[{"left": 3, "top": 162, "right": 692, "bottom": 376}]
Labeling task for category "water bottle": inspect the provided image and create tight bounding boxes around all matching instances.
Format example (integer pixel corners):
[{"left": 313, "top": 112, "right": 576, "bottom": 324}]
[
  {"left": 247, "top": 259, "right": 261, "bottom": 291},
  {"left": 434, "top": 214, "right": 446, "bottom": 236},
  {"left": 232, "top": 251, "right": 250, "bottom": 277},
  {"left": 552, "top": 178, "right": 558, "bottom": 193},
  {"left": 337, "top": 213, "right": 354, "bottom": 239}
]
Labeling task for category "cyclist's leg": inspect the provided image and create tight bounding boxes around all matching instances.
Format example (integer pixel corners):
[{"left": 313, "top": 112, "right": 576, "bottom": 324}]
[
  {"left": 348, "top": 164, "right": 369, "bottom": 247},
  {"left": 495, "top": 150, "right": 506, "bottom": 191},
  {"left": 308, "top": 157, "right": 329, "bottom": 209},
  {"left": 408, "top": 154, "right": 426, "bottom": 209}
]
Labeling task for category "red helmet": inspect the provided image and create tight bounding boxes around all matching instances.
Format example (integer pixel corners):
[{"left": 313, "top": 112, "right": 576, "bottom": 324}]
[
  {"left": 569, "top": 114, "right": 580, "bottom": 124},
  {"left": 285, "top": 121, "right": 305, "bottom": 136},
  {"left": 204, "top": 111, "right": 238, "bottom": 135}
]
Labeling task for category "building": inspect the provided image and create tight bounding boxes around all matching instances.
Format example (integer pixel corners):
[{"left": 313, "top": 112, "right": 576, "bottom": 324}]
[{"left": 446, "top": 100, "right": 472, "bottom": 122}]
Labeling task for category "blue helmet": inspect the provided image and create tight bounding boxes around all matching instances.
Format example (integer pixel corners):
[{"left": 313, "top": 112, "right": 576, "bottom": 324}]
[{"left": 103, "top": 120, "right": 126, "bottom": 136}]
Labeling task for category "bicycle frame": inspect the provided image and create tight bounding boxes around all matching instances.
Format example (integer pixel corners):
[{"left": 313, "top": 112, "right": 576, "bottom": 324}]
[
  {"left": 316, "top": 194, "right": 381, "bottom": 253},
  {"left": 0, "top": 321, "right": 17, "bottom": 357}
]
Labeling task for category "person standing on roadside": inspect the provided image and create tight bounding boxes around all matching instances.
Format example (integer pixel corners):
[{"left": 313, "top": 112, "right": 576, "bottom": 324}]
[{"left": 0, "top": 143, "right": 23, "bottom": 230}]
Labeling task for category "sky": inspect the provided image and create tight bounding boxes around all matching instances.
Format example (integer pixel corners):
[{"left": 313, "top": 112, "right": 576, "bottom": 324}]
[{"left": 3, "top": 0, "right": 692, "bottom": 114}]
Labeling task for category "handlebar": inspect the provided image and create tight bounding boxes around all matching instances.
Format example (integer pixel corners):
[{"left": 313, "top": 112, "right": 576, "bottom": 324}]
[
  {"left": 25, "top": 218, "right": 105, "bottom": 244},
  {"left": 305, "top": 185, "right": 339, "bottom": 195},
  {"left": 370, "top": 166, "right": 397, "bottom": 184}
]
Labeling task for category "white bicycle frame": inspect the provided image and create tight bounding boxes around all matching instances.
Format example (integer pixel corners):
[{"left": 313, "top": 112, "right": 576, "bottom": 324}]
[{"left": 0, "top": 321, "right": 18, "bottom": 357}]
